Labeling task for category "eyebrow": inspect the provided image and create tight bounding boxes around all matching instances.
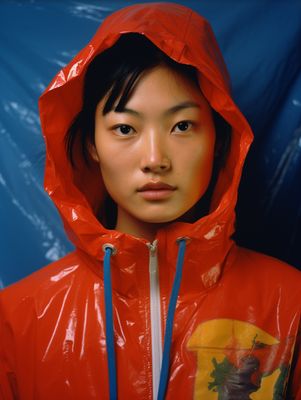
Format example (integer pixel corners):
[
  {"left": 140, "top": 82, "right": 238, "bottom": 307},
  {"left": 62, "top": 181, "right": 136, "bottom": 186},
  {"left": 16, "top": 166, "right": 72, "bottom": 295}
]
[{"left": 115, "top": 101, "right": 201, "bottom": 117}]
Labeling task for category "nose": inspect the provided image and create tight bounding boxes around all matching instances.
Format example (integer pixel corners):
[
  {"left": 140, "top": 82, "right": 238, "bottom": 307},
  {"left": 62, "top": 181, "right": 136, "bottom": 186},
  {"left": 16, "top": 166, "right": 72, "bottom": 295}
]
[{"left": 140, "top": 130, "right": 171, "bottom": 173}]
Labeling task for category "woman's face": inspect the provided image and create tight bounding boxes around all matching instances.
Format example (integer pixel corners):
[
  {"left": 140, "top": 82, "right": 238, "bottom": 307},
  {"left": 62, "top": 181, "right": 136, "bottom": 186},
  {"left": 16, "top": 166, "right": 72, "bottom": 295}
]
[{"left": 92, "top": 65, "right": 216, "bottom": 239}]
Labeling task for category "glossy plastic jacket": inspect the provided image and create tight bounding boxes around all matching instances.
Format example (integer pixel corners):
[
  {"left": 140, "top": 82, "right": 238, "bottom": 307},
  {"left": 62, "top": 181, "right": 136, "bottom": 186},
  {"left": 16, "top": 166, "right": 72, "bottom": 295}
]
[{"left": 1, "top": 3, "right": 300, "bottom": 399}]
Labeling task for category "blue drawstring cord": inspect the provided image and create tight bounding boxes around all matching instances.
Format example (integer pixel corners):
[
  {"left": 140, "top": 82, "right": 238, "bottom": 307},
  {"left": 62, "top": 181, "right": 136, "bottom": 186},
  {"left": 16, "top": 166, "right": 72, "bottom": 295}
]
[
  {"left": 103, "top": 245, "right": 117, "bottom": 400},
  {"left": 157, "top": 239, "right": 186, "bottom": 399},
  {"left": 103, "top": 239, "right": 187, "bottom": 400}
]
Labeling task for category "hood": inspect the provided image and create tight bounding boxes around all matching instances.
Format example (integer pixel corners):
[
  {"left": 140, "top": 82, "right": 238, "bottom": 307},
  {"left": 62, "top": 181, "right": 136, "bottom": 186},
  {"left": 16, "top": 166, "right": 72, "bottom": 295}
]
[{"left": 39, "top": 2, "right": 253, "bottom": 263}]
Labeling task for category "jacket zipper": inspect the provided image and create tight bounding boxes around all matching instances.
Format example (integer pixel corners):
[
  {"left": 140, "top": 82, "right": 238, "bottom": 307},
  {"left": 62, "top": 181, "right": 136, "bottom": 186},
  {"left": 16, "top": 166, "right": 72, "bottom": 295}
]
[{"left": 148, "top": 240, "right": 162, "bottom": 400}]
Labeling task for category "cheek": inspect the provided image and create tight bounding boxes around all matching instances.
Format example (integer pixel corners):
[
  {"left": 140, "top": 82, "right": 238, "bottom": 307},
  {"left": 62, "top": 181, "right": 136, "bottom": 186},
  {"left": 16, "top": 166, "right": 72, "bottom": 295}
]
[
  {"left": 99, "top": 158, "right": 121, "bottom": 190},
  {"left": 96, "top": 147, "right": 134, "bottom": 205},
  {"left": 182, "top": 142, "right": 215, "bottom": 188},
  {"left": 95, "top": 138, "right": 122, "bottom": 174}
]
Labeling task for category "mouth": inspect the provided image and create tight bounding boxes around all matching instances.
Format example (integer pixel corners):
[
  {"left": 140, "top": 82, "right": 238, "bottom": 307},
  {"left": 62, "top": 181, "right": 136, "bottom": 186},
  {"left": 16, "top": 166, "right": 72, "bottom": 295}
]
[{"left": 137, "top": 182, "right": 176, "bottom": 200}]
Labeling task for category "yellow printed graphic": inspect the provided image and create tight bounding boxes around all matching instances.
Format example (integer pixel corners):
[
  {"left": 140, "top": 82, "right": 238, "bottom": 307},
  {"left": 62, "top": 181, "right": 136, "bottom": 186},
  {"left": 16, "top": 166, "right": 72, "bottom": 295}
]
[
  {"left": 187, "top": 319, "right": 292, "bottom": 399},
  {"left": 250, "top": 369, "right": 280, "bottom": 400}
]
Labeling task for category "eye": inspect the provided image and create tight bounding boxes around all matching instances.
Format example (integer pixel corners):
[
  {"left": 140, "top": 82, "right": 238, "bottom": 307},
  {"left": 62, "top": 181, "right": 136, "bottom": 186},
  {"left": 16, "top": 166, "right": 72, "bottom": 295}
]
[
  {"left": 173, "top": 121, "right": 193, "bottom": 133},
  {"left": 114, "top": 124, "right": 135, "bottom": 136}
]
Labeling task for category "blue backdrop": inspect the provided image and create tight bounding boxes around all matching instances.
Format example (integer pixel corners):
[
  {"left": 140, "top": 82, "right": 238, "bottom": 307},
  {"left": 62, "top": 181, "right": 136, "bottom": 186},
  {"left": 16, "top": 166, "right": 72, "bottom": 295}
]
[{"left": 1, "top": 0, "right": 300, "bottom": 288}]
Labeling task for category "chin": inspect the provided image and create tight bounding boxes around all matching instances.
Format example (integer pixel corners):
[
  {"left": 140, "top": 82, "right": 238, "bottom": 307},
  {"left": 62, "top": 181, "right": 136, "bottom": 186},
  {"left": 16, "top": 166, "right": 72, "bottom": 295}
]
[
  {"left": 140, "top": 212, "right": 186, "bottom": 225},
  {"left": 140, "top": 206, "right": 200, "bottom": 225}
]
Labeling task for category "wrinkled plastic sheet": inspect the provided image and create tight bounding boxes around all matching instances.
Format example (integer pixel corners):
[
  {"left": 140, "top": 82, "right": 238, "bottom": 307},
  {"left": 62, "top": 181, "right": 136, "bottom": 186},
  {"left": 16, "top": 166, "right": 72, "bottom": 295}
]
[{"left": 0, "top": 0, "right": 300, "bottom": 287}]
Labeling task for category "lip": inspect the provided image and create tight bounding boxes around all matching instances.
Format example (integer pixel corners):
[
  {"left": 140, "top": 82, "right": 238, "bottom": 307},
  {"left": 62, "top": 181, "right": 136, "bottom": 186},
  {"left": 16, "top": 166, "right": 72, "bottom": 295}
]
[
  {"left": 137, "top": 182, "right": 176, "bottom": 200},
  {"left": 138, "top": 182, "right": 176, "bottom": 191}
]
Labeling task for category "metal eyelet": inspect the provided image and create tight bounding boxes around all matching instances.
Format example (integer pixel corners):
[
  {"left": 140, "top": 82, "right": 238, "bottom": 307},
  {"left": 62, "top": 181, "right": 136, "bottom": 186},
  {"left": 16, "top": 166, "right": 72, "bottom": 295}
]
[
  {"left": 102, "top": 243, "right": 117, "bottom": 255},
  {"left": 176, "top": 236, "right": 191, "bottom": 244}
]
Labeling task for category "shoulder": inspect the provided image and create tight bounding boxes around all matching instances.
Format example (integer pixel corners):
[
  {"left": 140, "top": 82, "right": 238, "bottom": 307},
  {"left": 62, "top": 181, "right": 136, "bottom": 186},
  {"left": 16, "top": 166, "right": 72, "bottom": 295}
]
[
  {"left": 234, "top": 246, "right": 300, "bottom": 276},
  {"left": 0, "top": 251, "right": 81, "bottom": 317},
  {"left": 227, "top": 245, "right": 301, "bottom": 295}
]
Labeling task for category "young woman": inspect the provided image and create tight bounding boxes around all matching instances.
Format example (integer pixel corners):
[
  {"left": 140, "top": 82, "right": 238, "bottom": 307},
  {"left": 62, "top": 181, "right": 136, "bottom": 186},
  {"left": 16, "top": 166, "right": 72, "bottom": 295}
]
[{"left": 1, "top": 3, "right": 300, "bottom": 399}]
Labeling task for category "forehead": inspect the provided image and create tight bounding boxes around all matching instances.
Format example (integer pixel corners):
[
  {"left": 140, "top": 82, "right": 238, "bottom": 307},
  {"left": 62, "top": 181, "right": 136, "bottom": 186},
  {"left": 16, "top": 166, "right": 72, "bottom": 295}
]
[
  {"left": 133, "top": 65, "right": 203, "bottom": 99},
  {"left": 99, "top": 65, "right": 209, "bottom": 116}
]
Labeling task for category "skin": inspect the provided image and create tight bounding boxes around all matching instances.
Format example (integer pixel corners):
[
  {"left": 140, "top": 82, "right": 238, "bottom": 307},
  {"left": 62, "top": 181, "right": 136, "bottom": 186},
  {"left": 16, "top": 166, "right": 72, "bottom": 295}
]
[{"left": 91, "top": 65, "right": 216, "bottom": 241}]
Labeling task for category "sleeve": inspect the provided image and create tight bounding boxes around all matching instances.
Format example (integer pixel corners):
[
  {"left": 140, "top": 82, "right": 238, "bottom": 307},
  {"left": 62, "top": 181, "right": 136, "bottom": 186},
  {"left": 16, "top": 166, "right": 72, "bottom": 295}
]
[
  {"left": 287, "top": 316, "right": 301, "bottom": 400},
  {"left": 0, "top": 294, "right": 18, "bottom": 400}
]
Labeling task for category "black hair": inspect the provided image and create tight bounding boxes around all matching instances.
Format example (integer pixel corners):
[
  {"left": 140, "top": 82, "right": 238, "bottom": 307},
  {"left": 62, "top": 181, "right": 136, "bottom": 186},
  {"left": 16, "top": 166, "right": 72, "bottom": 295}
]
[{"left": 65, "top": 33, "right": 231, "bottom": 226}]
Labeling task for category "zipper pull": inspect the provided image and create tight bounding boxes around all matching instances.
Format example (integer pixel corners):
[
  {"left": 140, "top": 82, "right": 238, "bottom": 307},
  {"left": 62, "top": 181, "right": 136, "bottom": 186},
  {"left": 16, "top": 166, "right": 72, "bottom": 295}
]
[{"left": 147, "top": 239, "right": 158, "bottom": 256}]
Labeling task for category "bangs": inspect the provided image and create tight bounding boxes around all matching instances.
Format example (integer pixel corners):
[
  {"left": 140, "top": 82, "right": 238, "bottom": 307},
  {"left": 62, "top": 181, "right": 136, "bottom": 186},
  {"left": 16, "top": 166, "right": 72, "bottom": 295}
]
[{"left": 102, "top": 67, "right": 146, "bottom": 115}]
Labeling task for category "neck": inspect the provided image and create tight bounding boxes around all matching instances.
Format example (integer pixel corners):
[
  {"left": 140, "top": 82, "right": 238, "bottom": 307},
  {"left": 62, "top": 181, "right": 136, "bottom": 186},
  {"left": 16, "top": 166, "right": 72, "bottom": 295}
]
[{"left": 115, "top": 208, "right": 166, "bottom": 242}]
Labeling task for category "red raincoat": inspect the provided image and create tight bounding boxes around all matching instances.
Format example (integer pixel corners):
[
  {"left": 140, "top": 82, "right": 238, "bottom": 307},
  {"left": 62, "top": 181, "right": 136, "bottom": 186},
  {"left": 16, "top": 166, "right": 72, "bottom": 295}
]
[{"left": 1, "top": 3, "right": 300, "bottom": 399}]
